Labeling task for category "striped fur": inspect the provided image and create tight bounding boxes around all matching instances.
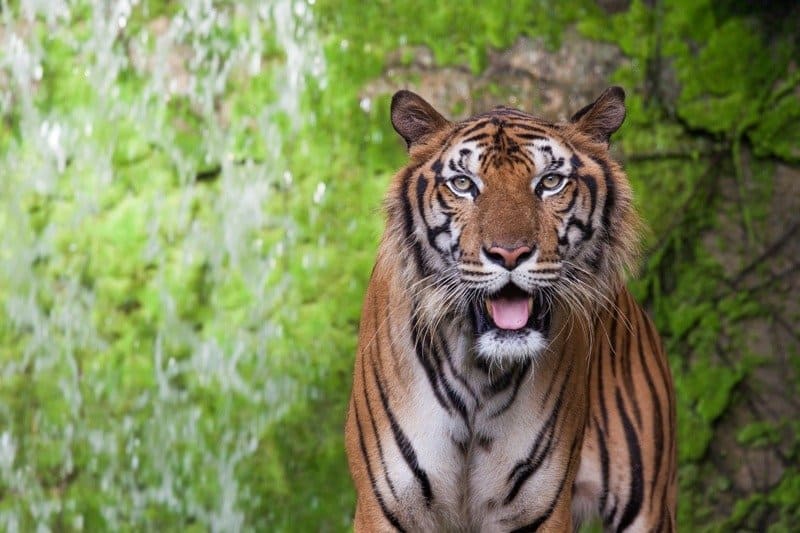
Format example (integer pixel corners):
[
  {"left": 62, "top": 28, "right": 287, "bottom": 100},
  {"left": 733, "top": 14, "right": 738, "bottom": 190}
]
[{"left": 345, "top": 88, "right": 676, "bottom": 532}]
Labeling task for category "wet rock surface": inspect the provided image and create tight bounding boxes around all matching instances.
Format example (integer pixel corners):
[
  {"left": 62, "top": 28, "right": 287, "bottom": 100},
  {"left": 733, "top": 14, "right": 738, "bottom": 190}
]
[
  {"left": 703, "top": 158, "right": 800, "bottom": 520},
  {"left": 362, "top": 28, "right": 627, "bottom": 121}
]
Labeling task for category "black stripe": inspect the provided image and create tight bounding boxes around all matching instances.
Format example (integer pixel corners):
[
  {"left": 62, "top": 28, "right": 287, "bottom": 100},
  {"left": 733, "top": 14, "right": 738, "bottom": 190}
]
[
  {"left": 434, "top": 189, "right": 454, "bottom": 215},
  {"left": 507, "top": 122, "right": 548, "bottom": 134},
  {"left": 516, "top": 132, "right": 546, "bottom": 140},
  {"left": 642, "top": 316, "right": 676, "bottom": 507},
  {"left": 595, "top": 415, "right": 611, "bottom": 522},
  {"left": 637, "top": 310, "right": 664, "bottom": 510},
  {"left": 460, "top": 269, "right": 495, "bottom": 277},
  {"left": 589, "top": 154, "right": 616, "bottom": 233},
  {"left": 609, "top": 309, "right": 619, "bottom": 378},
  {"left": 488, "top": 359, "right": 532, "bottom": 418},
  {"left": 475, "top": 432, "right": 494, "bottom": 451},
  {"left": 578, "top": 172, "right": 598, "bottom": 227},
  {"left": 416, "top": 174, "right": 429, "bottom": 211},
  {"left": 609, "top": 501, "right": 619, "bottom": 530},
  {"left": 504, "top": 361, "right": 572, "bottom": 504},
  {"left": 565, "top": 215, "right": 594, "bottom": 243},
  {"left": 417, "top": 174, "right": 455, "bottom": 255},
  {"left": 410, "top": 312, "right": 452, "bottom": 413},
  {"left": 463, "top": 132, "right": 491, "bottom": 144},
  {"left": 426, "top": 222, "right": 451, "bottom": 254},
  {"left": 452, "top": 436, "right": 469, "bottom": 456},
  {"left": 362, "top": 364, "right": 399, "bottom": 501},
  {"left": 399, "top": 168, "right": 432, "bottom": 279},
  {"left": 504, "top": 425, "right": 556, "bottom": 505},
  {"left": 439, "top": 364, "right": 469, "bottom": 423},
  {"left": 371, "top": 356, "right": 434, "bottom": 506},
  {"left": 438, "top": 334, "right": 479, "bottom": 403},
  {"left": 509, "top": 432, "right": 582, "bottom": 532},
  {"left": 510, "top": 515, "right": 547, "bottom": 533},
  {"left": 353, "top": 400, "right": 406, "bottom": 532},
  {"left": 596, "top": 318, "right": 610, "bottom": 429},
  {"left": 556, "top": 187, "right": 578, "bottom": 214},
  {"left": 616, "top": 388, "right": 644, "bottom": 532},
  {"left": 419, "top": 323, "right": 469, "bottom": 424},
  {"left": 619, "top": 297, "right": 643, "bottom": 429},
  {"left": 655, "top": 506, "right": 668, "bottom": 533},
  {"left": 540, "top": 348, "right": 570, "bottom": 404},
  {"left": 484, "top": 367, "right": 516, "bottom": 395},
  {"left": 529, "top": 268, "right": 561, "bottom": 275},
  {"left": 461, "top": 119, "right": 492, "bottom": 137}
]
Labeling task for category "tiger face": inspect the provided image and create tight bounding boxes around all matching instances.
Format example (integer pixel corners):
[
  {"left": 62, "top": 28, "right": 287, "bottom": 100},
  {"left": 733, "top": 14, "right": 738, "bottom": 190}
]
[{"left": 388, "top": 88, "right": 638, "bottom": 363}]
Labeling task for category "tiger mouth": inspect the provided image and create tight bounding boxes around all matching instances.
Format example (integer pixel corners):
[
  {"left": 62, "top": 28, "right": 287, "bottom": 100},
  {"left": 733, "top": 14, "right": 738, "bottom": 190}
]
[{"left": 472, "top": 284, "right": 552, "bottom": 337}]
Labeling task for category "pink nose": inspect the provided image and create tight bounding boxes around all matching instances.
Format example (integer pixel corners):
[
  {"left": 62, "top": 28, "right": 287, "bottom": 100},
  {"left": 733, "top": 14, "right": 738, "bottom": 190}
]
[{"left": 485, "top": 245, "right": 533, "bottom": 270}]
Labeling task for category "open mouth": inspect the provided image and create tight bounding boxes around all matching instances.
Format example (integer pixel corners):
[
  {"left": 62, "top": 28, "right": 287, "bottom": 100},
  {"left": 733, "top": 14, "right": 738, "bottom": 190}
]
[{"left": 472, "top": 284, "right": 552, "bottom": 336}]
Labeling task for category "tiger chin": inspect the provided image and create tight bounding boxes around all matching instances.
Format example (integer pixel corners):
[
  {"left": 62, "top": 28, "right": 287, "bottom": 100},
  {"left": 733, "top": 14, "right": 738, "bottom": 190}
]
[{"left": 346, "top": 87, "right": 677, "bottom": 532}]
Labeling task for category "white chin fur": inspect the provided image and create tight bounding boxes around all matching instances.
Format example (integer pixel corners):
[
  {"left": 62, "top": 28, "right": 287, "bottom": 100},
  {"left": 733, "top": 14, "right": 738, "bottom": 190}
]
[{"left": 475, "top": 329, "right": 547, "bottom": 363}]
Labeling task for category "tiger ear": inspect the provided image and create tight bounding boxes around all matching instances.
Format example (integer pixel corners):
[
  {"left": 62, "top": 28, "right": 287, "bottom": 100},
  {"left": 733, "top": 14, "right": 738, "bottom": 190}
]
[
  {"left": 391, "top": 90, "right": 450, "bottom": 150},
  {"left": 570, "top": 86, "right": 626, "bottom": 144}
]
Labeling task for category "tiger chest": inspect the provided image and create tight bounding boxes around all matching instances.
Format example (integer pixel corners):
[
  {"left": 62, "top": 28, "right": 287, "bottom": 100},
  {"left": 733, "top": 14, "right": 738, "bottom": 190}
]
[{"left": 384, "top": 365, "right": 574, "bottom": 531}]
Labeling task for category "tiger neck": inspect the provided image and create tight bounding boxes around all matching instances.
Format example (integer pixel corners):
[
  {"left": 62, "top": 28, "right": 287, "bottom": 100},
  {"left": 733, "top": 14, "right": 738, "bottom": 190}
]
[{"left": 397, "top": 280, "right": 587, "bottom": 422}]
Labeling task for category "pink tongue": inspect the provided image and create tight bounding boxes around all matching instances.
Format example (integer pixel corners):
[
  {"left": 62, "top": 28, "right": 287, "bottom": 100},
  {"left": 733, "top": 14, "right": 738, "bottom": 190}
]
[{"left": 490, "top": 297, "right": 530, "bottom": 330}]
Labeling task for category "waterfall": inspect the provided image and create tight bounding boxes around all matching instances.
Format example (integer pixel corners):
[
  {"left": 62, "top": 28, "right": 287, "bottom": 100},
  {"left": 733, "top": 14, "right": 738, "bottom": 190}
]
[{"left": 0, "top": 1, "right": 326, "bottom": 530}]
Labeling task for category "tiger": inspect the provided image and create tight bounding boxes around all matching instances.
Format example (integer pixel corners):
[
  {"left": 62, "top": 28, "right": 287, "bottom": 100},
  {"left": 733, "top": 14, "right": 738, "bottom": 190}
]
[{"left": 345, "top": 86, "right": 677, "bottom": 532}]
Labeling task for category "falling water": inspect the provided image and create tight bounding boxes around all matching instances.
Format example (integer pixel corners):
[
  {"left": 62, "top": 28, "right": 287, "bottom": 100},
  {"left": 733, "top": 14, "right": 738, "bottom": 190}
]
[{"left": 0, "top": 0, "right": 325, "bottom": 530}]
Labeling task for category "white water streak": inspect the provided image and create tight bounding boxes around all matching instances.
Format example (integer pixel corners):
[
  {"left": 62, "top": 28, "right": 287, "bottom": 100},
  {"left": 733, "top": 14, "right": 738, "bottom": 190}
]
[{"left": 0, "top": 0, "right": 325, "bottom": 529}]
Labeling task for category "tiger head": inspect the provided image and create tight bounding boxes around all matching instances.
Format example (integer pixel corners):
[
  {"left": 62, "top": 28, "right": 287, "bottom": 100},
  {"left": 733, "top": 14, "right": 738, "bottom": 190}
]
[{"left": 385, "top": 87, "right": 640, "bottom": 363}]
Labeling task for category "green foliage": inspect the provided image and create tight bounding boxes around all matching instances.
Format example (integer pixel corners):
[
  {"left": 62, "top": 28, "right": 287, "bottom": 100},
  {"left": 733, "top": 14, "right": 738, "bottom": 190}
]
[
  {"left": 750, "top": 74, "right": 800, "bottom": 163},
  {"left": 722, "top": 469, "right": 800, "bottom": 532},
  {"left": 0, "top": 0, "right": 798, "bottom": 531}
]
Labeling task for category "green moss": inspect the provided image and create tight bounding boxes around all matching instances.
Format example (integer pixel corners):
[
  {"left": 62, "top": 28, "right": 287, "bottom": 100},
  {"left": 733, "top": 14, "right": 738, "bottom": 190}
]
[
  {"left": 1, "top": 0, "right": 798, "bottom": 530},
  {"left": 750, "top": 83, "right": 800, "bottom": 162}
]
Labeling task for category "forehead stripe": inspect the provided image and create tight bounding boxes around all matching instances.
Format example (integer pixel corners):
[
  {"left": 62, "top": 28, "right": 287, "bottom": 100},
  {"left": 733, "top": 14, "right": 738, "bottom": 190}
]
[
  {"left": 508, "top": 122, "right": 549, "bottom": 133},
  {"left": 460, "top": 119, "right": 494, "bottom": 136},
  {"left": 518, "top": 133, "right": 547, "bottom": 141},
  {"left": 463, "top": 133, "right": 491, "bottom": 144}
]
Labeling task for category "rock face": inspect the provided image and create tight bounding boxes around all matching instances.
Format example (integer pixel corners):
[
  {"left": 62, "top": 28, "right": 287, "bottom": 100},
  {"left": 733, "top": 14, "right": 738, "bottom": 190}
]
[
  {"left": 362, "top": 28, "right": 627, "bottom": 121},
  {"left": 702, "top": 158, "right": 800, "bottom": 520},
  {"left": 480, "top": 30, "right": 628, "bottom": 120}
]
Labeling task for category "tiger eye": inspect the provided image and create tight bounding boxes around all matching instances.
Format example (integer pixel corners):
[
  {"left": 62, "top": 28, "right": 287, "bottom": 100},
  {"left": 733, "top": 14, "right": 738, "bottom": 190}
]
[
  {"left": 451, "top": 176, "right": 473, "bottom": 193},
  {"left": 540, "top": 174, "right": 564, "bottom": 190}
]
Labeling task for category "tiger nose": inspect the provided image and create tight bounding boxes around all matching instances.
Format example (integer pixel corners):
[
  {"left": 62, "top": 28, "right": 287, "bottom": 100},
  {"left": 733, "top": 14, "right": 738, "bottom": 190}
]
[{"left": 484, "top": 245, "right": 533, "bottom": 270}]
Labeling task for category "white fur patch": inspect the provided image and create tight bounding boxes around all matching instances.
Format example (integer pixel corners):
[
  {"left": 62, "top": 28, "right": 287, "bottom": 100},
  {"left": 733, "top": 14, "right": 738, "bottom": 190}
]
[{"left": 475, "top": 328, "right": 547, "bottom": 363}]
